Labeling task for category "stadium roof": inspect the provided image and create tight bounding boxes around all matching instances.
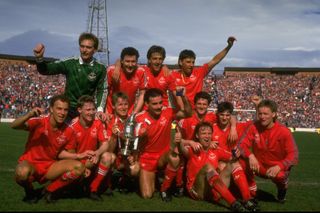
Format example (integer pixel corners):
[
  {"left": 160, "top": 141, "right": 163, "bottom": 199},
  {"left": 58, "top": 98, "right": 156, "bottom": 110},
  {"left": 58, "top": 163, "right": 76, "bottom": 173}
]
[
  {"left": 224, "top": 66, "right": 320, "bottom": 75},
  {"left": 0, "top": 53, "right": 56, "bottom": 63}
]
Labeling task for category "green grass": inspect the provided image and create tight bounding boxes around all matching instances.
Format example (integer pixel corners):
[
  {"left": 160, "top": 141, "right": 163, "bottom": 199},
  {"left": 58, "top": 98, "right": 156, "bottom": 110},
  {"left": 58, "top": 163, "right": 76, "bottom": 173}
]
[{"left": 0, "top": 123, "right": 320, "bottom": 211}]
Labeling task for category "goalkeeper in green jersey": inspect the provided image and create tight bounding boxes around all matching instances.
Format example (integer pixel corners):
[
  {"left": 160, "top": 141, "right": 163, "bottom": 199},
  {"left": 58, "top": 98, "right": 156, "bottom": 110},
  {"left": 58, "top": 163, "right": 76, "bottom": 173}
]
[{"left": 33, "top": 32, "right": 108, "bottom": 123}]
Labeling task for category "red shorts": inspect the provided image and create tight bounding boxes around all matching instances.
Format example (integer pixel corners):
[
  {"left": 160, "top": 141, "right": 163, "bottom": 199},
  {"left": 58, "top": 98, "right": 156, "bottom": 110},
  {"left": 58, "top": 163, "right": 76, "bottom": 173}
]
[
  {"left": 139, "top": 147, "right": 170, "bottom": 172},
  {"left": 139, "top": 152, "right": 162, "bottom": 172},
  {"left": 18, "top": 155, "right": 54, "bottom": 184}
]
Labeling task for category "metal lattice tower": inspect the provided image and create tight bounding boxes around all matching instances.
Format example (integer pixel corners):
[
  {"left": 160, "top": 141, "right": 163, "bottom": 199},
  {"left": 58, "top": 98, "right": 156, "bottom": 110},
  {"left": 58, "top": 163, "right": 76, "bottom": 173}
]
[{"left": 86, "top": 0, "right": 110, "bottom": 66}]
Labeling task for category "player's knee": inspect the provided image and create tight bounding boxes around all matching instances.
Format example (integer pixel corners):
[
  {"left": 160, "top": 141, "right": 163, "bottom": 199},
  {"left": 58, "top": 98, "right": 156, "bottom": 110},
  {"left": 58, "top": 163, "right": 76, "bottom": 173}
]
[
  {"left": 15, "top": 165, "right": 31, "bottom": 181},
  {"left": 168, "top": 158, "right": 180, "bottom": 170},
  {"left": 140, "top": 190, "right": 153, "bottom": 199},
  {"left": 206, "top": 168, "right": 219, "bottom": 182},
  {"left": 100, "top": 152, "right": 116, "bottom": 165},
  {"left": 129, "top": 163, "right": 140, "bottom": 177},
  {"left": 73, "top": 161, "right": 86, "bottom": 175}
]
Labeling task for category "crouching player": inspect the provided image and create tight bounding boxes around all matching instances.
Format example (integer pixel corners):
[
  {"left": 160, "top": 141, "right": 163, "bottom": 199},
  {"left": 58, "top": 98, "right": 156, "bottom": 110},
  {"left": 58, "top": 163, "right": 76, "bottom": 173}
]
[
  {"left": 238, "top": 99, "right": 299, "bottom": 203},
  {"left": 176, "top": 121, "right": 247, "bottom": 212},
  {"left": 106, "top": 91, "right": 140, "bottom": 193},
  {"left": 11, "top": 95, "right": 88, "bottom": 203},
  {"left": 59, "top": 95, "right": 116, "bottom": 201},
  {"left": 212, "top": 101, "right": 259, "bottom": 211}
]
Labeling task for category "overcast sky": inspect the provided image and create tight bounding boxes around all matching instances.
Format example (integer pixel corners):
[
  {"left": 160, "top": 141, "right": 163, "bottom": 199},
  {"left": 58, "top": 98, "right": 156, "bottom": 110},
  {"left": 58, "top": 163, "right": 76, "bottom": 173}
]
[{"left": 0, "top": 0, "right": 320, "bottom": 73}]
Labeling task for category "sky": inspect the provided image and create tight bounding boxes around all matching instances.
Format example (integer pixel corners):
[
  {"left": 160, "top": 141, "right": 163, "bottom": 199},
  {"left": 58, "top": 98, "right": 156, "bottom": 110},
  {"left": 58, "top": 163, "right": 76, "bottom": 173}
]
[{"left": 0, "top": 0, "right": 320, "bottom": 74}]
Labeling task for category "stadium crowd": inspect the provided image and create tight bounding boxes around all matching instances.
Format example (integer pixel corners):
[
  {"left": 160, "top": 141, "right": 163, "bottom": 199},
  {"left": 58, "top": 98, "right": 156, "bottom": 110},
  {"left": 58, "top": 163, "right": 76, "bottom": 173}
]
[
  {"left": 0, "top": 59, "right": 64, "bottom": 118},
  {"left": 204, "top": 73, "right": 320, "bottom": 128},
  {"left": 1, "top": 59, "right": 319, "bottom": 128}
]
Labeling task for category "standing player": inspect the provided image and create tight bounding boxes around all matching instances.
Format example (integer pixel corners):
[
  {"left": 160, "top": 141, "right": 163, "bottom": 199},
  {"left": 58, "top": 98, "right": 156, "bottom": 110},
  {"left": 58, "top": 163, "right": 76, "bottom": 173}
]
[
  {"left": 105, "top": 47, "right": 146, "bottom": 116},
  {"left": 172, "top": 36, "right": 236, "bottom": 109},
  {"left": 238, "top": 99, "right": 299, "bottom": 203},
  {"left": 59, "top": 95, "right": 115, "bottom": 201},
  {"left": 11, "top": 95, "right": 88, "bottom": 203},
  {"left": 134, "top": 88, "right": 192, "bottom": 201},
  {"left": 33, "top": 32, "right": 108, "bottom": 122},
  {"left": 176, "top": 121, "right": 246, "bottom": 212},
  {"left": 143, "top": 45, "right": 182, "bottom": 109}
]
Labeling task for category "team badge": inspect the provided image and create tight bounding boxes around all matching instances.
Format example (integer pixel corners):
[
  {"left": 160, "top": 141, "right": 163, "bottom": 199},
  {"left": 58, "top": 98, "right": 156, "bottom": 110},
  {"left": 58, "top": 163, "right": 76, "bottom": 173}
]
[
  {"left": 56, "top": 134, "right": 67, "bottom": 145},
  {"left": 88, "top": 72, "right": 97, "bottom": 81},
  {"left": 91, "top": 127, "right": 97, "bottom": 138}
]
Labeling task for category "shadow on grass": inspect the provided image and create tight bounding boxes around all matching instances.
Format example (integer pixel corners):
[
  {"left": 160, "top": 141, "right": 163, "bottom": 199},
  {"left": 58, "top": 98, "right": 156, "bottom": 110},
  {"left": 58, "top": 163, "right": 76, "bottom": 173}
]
[{"left": 256, "top": 189, "right": 277, "bottom": 203}]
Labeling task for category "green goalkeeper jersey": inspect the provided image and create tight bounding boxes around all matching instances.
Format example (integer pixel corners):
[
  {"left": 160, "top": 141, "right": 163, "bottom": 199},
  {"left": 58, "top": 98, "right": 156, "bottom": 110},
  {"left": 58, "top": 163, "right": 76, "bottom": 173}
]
[{"left": 37, "top": 56, "right": 108, "bottom": 111}]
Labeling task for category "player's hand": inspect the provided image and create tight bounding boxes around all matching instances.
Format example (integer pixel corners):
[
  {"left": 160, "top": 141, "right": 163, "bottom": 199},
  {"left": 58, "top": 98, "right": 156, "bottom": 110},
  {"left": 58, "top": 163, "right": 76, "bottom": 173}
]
[
  {"left": 112, "top": 59, "right": 121, "bottom": 83},
  {"left": 227, "top": 36, "right": 237, "bottom": 46},
  {"left": 162, "top": 65, "right": 170, "bottom": 77},
  {"left": 127, "top": 155, "right": 136, "bottom": 166},
  {"left": 227, "top": 126, "right": 238, "bottom": 146},
  {"left": 231, "top": 147, "right": 241, "bottom": 159},
  {"left": 96, "top": 111, "right": 107, "bottom": 122},
  {"left": 33, "top": 43, "right": 45, "bottom": 58},
  {"left": 77, "top": 150, "right": 95, "bottom": 160},
  {"left": 266, "top": 165, "right": 281, "bottom": 178},
  {"left": 189, "top": 141, "right": 202, "bottom": 153},
  {"left": 248, "top": 154, "right": 260, "bottom": 174},
  {"left": 112, "top": 124, "right": 121, "bottom": 136},
  {"left": 176, "top": 86, "right": 185, "bottom": 97},
  {"left": 251, "top": 95, "right": 262, "bottom": 107},
  {"left": 209, "top": 141, "right": 219, "bottom": 149},
  {"left": 29, "top": 107, "right": 44, "bottom": 118},
  {"left": 174, "top": 131, "right": 182, "bottom": 144}
]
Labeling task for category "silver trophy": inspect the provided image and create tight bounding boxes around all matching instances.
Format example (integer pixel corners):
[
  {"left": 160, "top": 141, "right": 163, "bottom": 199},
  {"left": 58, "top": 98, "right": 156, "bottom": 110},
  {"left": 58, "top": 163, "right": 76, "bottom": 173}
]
[{"left": 120, "top": 114, "right": 138, "bottom": 156}]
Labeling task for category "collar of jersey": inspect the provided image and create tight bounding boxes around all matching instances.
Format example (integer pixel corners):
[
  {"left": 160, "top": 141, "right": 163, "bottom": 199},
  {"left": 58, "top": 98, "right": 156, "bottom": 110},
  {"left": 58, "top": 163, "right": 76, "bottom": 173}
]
[{"left": 79, "top": 57, "right": 95, "bottom": 66}]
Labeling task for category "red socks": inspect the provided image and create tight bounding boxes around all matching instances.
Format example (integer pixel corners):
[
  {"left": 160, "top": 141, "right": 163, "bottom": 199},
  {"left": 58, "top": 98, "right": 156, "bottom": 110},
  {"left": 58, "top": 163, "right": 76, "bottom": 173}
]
[
  {"left": 232, "top": 166, "right": 251, "bottom": 201},
  {"left": 160, "top": 165, "right": 177, "bottom": 192},
  {"left": 90, "top": 164, "right": 109, "bottom": 192},
  {"left": 208, "top": 173, "right": 236, "bottom": 205},
  {"left": 46, "top": 170, "right": 79, "bottom": 192}
]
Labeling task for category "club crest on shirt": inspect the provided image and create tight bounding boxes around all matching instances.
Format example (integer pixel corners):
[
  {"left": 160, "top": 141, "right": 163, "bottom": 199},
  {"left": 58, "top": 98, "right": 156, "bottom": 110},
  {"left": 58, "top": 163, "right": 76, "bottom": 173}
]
[
  {"left": 132, "top": 77, "right": 140, "bottom": 86},
  {"left": 189, "top": 75, "right": 196, "bottom": 82},
  {"left": 158, "top": 77, "right": 166, "bottom": 85},
  {"left": 76, "top": 132, "right": 82, "bottom": 138},
  {"left": 208, "top": 152, "right": 217, "bottom": 160},
  {"left": 159, "top": 117, "right": 168, "bottom": 126},
  {"left": 90, "top": 127, "right": 97, "bottom": 138},
  {"left": 56, "top": 134, "right": 67, "bottom": 145},
  {"left": 88, "top": 72, "right": 97, "bottom": 82}
]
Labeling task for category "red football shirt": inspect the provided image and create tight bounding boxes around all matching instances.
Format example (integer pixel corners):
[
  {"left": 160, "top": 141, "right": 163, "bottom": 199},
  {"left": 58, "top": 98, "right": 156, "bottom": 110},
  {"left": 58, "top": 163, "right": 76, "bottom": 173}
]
[
  {"left": 135, "top": 107, "right": 176, "bottom": 153},
  {"left": 71, "top": 118, "right": 108, "bottom": 153},
  {"left": 106, "top": 65, "right": 147, "bottom": 114},
  {"left": 19, "top": 115, "right": 76, "bottom": 163},
  {"left": 171, "top": 63, "right": 210, "bottom": 109}
]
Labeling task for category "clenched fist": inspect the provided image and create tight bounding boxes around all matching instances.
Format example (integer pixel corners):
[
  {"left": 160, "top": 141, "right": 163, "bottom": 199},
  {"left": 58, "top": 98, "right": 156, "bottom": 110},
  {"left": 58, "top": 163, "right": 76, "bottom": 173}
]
[{"left": 33, "top": 43, "right": 45, "bottom": 58}]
